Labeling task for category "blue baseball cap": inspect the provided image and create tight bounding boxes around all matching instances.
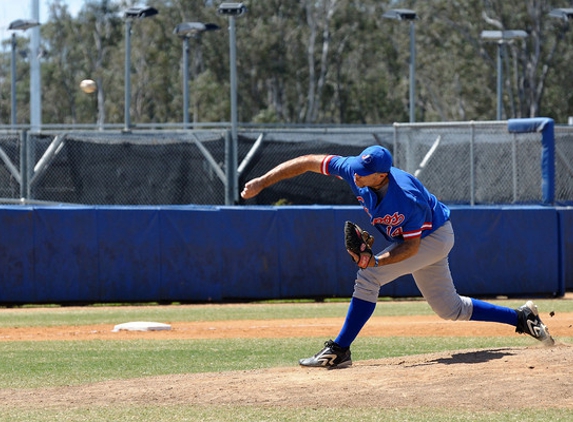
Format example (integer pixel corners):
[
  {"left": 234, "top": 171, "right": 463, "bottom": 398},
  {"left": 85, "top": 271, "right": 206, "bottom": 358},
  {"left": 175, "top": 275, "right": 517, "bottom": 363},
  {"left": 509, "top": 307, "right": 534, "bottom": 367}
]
[{"left": 350, "top": 146, "right": 393, "bottom": 176}]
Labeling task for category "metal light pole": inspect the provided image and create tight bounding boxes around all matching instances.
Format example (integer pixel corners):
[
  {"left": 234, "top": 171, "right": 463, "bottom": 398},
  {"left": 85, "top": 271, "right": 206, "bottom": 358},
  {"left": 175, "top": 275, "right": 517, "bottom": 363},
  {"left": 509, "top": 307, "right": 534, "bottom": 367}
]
[
  {"left": 217, "top": 3, "right": 247, "bottom": 205},
  {"left": 183, "top": 35, "right": 190, "bottom": 127},
  {"left": 124, "top": 18, "right": 133, "bottom": 132},
  {"left": 10, "top": 33, "right": 17, "bottom": 129},
  {"left": 480, "top": 30, "right": 528, "bottom": 120},
  {"left": 123, "top": 7, "right": 158, "bottom": 132},
  {"left": 383, "top": 9, "right": 417, "bottom": 123},
  {"left": 497, "top": 41, "right": 503, "bottom": 120},
  {"left": 29, "top": 0, "right": 41, "bottom": 133},
  {"left": 174, "top": 22, "right": 220, "bottom": 129},
  {"left": 8, "top": 19, "right": 41, "bottom": 129},
  {"left": 408, "top": 19, "right": 416, "bottom": 123}
]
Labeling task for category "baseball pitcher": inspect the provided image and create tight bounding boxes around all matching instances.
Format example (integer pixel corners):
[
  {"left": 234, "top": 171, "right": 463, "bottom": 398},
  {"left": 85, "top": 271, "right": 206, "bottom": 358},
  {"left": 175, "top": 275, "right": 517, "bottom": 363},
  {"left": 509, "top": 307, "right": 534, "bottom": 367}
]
[{"left": 241, "top": 145, "right": 554, "bottom": 369}]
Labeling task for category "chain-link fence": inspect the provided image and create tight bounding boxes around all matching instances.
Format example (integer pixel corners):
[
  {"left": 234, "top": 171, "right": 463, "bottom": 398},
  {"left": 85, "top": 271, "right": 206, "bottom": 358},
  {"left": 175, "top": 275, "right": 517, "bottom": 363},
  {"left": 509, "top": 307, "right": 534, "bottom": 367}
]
[
  {"left": 393, "top": 121, "right": 573, "bottom": 205},
  {"left": 0, "top": 123, "right": 572, "bottom": 206},
  {"left": 555, "top": 126, "right": 573, "bottom": 204}
]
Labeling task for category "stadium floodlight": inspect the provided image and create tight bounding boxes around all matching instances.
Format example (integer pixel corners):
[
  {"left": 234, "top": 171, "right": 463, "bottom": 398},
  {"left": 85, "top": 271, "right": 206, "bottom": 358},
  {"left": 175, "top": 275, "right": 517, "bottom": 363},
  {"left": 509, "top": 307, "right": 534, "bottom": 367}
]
[
  {"left": 480, "top": 30, "right": 528, "bottom": 41},
  {"left": 174, "top": 22, "right": 220, "bottom": 128},
  {"left": 8, "top": 19, "right": 41, "bottom": 129},
  {"left": 124, "top": 6, "right": 158, "bottom": 19},
  {"left": 548, "top": 8, "right": 573, "bottom": 21},
  {"left": 217, "top": 3, "right": 247, "bottom": 16},
  {"left": 217, "top": 3, "right": 247, "bottom": 204},
  {"left": 480, "top": 30, "right": 528, "bottom": 120},
  {"left": 382, "top": 9, "right": 417, "bottom": 21},
  {"left": 383, "top": 9, "right": 417, "bottom": 123},
  {"left": 174, "top": 22, "right": 220, "bottom": 37},
  {"left": 123, "top": 6, "right": 159, "bottom": 132},
  {"left": 8, "top": 19, "right": 41, "bottom": 31}
]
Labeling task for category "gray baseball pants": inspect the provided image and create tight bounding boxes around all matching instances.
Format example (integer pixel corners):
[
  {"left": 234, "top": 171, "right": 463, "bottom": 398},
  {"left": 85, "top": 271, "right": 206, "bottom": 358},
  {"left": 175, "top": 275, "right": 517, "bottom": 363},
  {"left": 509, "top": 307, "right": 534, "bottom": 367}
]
[{"left": 353, "top": 221, "right": 474, "bottom": 321}]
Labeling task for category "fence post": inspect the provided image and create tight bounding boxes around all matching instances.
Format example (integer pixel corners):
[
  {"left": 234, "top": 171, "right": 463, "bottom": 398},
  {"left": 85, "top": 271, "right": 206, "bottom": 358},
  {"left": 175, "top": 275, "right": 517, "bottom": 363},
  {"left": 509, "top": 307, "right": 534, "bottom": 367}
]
[
  {"left": 225, "top": 130, "right": 238, "bottom": 205},
  {"left": 19, "top": 130, "right": 28, "bottom": 199}
]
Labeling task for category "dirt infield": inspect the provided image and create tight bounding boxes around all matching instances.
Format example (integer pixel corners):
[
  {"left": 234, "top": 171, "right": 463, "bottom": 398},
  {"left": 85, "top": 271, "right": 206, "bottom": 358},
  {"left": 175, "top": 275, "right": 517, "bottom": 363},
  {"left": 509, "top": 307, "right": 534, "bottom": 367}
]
[
  {"left": 1, "top": 311, "right": 573, "bottom": 341},
  {"left": 1, "top": 312, "right": 572, "bottom": 411}
]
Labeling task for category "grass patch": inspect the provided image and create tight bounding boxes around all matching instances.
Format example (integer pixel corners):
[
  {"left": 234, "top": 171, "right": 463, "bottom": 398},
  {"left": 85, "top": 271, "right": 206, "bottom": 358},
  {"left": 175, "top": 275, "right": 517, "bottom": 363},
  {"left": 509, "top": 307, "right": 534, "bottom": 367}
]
[
  {"left": 0, "top": 299, "right": 566, "bottom": 327},
  {"left": 1, "top": 404, "right": 572, "bottom": 422}
]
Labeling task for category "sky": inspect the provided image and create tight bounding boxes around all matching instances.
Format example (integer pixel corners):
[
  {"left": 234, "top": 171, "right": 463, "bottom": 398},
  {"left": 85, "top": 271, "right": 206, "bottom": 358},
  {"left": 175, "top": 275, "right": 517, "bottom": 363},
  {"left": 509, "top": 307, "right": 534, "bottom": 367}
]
[{"left": 0, "top": 0, "right": 84, "bottom": 40}]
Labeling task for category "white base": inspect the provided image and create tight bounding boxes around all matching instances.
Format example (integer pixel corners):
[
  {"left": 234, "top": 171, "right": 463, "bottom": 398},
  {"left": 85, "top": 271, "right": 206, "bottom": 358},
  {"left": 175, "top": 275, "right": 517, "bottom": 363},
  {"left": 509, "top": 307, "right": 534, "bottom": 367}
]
[{"left": 112, "top": 321, "right": 172, "bottom": 332}]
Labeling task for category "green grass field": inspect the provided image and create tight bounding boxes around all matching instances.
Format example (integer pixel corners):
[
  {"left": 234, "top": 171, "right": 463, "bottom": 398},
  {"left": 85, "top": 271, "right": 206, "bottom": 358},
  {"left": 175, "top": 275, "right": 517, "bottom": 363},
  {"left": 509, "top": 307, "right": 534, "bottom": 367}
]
[{"left": 0, "top": 299, "right": 571, "bottom": 422}]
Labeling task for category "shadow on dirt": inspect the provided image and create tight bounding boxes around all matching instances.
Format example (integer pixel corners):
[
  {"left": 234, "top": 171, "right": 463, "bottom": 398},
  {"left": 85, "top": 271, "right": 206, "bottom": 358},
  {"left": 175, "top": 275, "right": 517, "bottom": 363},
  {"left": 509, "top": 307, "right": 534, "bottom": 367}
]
[{"left": 428, "top": 348, "right": 515, "bottom": 365}]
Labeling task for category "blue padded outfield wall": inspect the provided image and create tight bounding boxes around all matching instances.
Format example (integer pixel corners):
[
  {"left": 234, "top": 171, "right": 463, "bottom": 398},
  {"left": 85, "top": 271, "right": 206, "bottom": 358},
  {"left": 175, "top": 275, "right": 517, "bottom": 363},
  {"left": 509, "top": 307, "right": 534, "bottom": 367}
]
[{"left": 0, "top": 205, "right": 569, "bottom": 304}]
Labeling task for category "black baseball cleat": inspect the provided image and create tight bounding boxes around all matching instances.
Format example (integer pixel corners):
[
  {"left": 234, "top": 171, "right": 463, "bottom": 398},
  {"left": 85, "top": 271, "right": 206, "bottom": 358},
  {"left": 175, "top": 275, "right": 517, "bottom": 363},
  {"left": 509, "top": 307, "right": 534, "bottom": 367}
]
[
  {"left": 299, "top": 340, "right": 352, "bottom": 369},
  {"left": 515, "top": 301, "right": 555, "bottom": 346}
]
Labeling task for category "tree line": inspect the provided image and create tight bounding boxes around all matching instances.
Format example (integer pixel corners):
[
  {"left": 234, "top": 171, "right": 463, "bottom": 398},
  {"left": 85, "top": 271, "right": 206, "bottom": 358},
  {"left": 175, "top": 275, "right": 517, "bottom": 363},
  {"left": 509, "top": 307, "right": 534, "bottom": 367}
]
[{"left": 1, "top": 0, "right": 573, "bottom": 127}]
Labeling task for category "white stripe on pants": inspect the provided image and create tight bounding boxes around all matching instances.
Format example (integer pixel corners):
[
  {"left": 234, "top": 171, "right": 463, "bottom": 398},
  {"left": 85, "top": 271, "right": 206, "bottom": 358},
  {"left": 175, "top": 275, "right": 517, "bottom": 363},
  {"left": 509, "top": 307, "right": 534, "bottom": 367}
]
[{"left": 352, "top": 221, "right": 473, "bottom": 321}]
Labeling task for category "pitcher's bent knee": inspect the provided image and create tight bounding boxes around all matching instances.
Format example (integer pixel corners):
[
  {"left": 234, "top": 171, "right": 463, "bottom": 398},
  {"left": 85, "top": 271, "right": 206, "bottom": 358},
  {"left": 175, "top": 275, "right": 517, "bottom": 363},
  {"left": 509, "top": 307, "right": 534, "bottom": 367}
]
[
  {"left": 352, "top": 271, "right": 381, "bottom": 304},
  {"left": 429, "top": 296, "right": 473, "bottom": 321}
]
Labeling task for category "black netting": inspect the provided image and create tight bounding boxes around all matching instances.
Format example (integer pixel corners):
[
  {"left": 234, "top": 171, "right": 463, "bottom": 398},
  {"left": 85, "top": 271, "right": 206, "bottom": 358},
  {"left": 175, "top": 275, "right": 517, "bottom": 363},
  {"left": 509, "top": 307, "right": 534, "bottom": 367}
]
[
  {"left": 29, "top": 131, "right": 226, "bottom": 205},
  {"left": 237, "top": 133, "right": 392, "bottom": 205}
]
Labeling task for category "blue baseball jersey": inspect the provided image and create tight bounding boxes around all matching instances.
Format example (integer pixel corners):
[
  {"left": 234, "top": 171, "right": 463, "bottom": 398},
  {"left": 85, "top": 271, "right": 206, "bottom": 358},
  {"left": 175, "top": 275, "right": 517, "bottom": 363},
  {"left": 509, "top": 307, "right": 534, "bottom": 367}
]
[{"left": 321, "top": 155, "right": 450, "bottom": 243}]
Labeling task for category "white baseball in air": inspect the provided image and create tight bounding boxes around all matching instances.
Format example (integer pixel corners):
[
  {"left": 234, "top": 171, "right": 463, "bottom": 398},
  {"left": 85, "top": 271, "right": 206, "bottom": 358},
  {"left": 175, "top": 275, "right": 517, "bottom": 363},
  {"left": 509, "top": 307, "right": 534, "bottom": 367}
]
[{"left": 80, "top": 79, "right": 97, "bottom": 94}]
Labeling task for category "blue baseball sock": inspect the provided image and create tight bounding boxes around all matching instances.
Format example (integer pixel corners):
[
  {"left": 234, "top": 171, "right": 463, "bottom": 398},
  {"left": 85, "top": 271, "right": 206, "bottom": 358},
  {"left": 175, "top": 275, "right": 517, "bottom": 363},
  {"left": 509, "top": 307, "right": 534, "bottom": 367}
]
[
  {"left": 470, "top": 298, "right": 518, "bottom": 326},
  {"left": 335, "top": 297, "right": 377, "bottom": 348}
]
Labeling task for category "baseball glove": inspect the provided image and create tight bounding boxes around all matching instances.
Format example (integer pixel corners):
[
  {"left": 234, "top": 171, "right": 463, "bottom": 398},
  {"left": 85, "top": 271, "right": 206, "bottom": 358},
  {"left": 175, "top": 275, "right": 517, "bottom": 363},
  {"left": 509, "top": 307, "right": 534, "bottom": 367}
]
[{"left": 344, "top": 221, "right": 375, "bottom": 269}]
